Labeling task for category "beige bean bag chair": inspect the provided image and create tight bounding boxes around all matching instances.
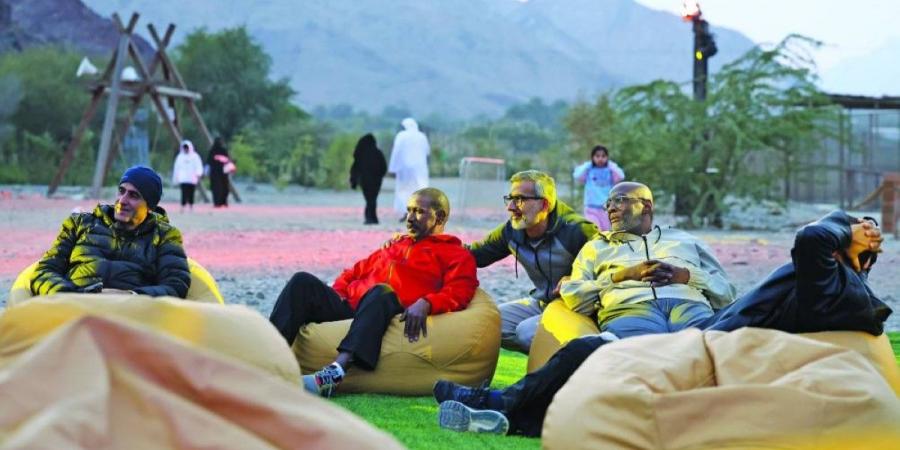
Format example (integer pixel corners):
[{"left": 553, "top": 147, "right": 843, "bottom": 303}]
[
  {"left": 528, "top": 301, "right": 900, "bottom": 395},
  {"left": 293, "top": 288, "right": 501, "bottom": 395},
  {"left": 8, "top": 258, "right": 225, "bottom": 305},
  {"left": 543, "top": 328, "right": 900, "bottom": 450},
  {"left": 0, "top": 293, "right": 299, "bottom": 383},
  {"left": 527, "top": 301, "right": 599, "bottom": 372},
  {"left": 0, "top": 315, "right": 403, "bottom": 450}
]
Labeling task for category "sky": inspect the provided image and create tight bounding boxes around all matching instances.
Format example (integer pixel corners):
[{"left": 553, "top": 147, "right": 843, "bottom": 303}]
[{"left": 634, "top": 0, "right": 900, "bottom": 95}]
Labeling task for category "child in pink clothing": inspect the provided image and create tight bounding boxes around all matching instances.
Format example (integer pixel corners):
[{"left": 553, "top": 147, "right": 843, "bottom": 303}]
[{"left": 572, "top": 145, "right": 624, "bottom": 230}]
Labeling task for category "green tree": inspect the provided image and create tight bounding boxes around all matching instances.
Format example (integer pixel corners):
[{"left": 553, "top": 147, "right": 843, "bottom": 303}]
[
  {"left": 566, "top": 35, "right": 835, "bottom": 226},
  {"left": 175, "top": 27, "right": 298, "bottom": 139},
  {"left": 0, "top": 47, "right": 93, "bottom": 184},
  {"left": 503, "top": 97, "right": 569, "bottom": 131},
  {"left": 232, "top": 117, "right": 331, "bottom": 187},
  {"left": 319, "top": 133, "right": 358, "bottom": 190}
]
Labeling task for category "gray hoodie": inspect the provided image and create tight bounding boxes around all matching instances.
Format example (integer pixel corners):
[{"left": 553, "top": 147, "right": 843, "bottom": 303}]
[
  {"left": 468, "top": 200, "right": 598, "bottom": 303},
  {"left": 561, "top": 227, "right": 736, "bottom": 316}
]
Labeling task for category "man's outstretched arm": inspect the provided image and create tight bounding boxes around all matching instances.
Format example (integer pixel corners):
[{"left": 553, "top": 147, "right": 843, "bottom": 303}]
[{"left": 467, "top": 223, "right": 511, "bottom": 268}]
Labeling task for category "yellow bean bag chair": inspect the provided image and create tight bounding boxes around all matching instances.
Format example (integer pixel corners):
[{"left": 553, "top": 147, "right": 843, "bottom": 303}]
[
  {"left": 8, "top": 258, "right": 224, "bottom": 305},
  {"left": 542, "top": 328, "right": 900, "bottom": 450},
  {"left": 0, "top": 293, "right": 300, "bottom": 383},
  {"left": 292, "top": 288, "right": 501, "bottom": 395},
  {"left": 0, "top": 315, "right": 403, "bottom": 449},
  {"left": 528, "top": 301, "right": 900, "bottom": 395}
]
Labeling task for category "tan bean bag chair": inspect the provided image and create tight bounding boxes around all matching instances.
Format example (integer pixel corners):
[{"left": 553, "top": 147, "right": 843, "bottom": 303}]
[
  {"left": 528, "top": 301, "right": 900, "bottom": 395},
  {"left": 527, "top": 300, "right": 599, "bottom": 372},
  {"left": 543, "top": 328, "right": 900, "bottom": 450},
  {"left": 0, "top": 315, "right": 403, "bottom": 450},
  {"left": 8, "top": 258, "right": 225, "bottom": 305},
  {"left": 293, "top": 288, "right": 501, "bottom": 395},
  {"left": 0, "top": 293, "right": 300, "bottom": 383}
]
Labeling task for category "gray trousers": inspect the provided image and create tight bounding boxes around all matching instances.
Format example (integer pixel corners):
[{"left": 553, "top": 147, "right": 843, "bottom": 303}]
[{"left": 499, "top": 297, "right": 544, "bottom": 353}]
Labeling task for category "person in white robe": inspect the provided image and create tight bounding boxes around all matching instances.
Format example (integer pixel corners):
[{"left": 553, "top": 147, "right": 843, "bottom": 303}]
[{"left": 388, "top": 118, "right": 431, "bottom": 219}]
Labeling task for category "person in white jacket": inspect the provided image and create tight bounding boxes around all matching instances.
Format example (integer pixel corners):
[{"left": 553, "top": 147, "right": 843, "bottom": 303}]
[
  {"left": 388, "top": 118, "right": 430, "bottom": 220},
  {"left": 172, "top": 140, "right": 204, "bottom": 212}
]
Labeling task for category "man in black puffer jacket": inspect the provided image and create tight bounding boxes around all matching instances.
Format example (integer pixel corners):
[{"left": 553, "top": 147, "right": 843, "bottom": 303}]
[{"left": 31, "top": 166, "right": 191, "bottom": 298}]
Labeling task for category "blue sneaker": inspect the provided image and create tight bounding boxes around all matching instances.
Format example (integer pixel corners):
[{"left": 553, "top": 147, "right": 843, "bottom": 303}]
[
  {"left": 302, "top": 363, "right": 344, "bottom": 397},
  {"left": 438, "top": 400, "right": 509, "bottom": 434},
  {"left": 432, "top": 380, "right": 493, "bottom": 409}
]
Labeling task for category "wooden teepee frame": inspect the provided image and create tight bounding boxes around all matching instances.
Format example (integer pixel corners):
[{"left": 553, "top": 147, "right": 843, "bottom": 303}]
[{"left": 47, "top": 12, "right": 241, "bottom": 203}]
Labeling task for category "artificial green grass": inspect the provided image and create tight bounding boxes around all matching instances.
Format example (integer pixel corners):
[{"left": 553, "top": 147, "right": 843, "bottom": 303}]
[
  {"left": 333, "top": 350, "right": 539, "bottom": 450},
  {"left": 890, "top": 332, "right": 900, "bottom": 365},
  {"left": 334, "top": 336, "right": 900, "bottom": 449}
]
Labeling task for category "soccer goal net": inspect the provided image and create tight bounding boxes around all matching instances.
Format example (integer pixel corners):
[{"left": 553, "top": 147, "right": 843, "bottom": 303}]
[{"left": 456, "top": 156, "right": 507, "bottom": 220}]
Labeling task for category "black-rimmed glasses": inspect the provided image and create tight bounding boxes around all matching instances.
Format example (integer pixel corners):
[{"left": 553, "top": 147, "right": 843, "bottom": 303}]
[{"left": 503, "top": 195, "right": 543, "bottom": 207}]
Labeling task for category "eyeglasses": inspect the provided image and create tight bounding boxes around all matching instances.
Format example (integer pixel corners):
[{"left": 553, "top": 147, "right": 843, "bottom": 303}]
[
  {"left": 604, "top": 195, "right": 644, "bottom": 211},
  {"left": 503, "top": 195, "right": 543, "bottom": 207}
]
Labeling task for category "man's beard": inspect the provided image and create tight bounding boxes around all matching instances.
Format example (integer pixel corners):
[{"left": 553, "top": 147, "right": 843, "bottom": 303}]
[
  {"left": 611, "top": 212, "right": 642, "bottom": 233},
  {"left": 510, "top": 216, "right": 528, "bottom": 230}
]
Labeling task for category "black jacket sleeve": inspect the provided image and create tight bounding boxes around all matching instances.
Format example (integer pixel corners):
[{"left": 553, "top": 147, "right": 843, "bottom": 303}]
[
  {"left": 467, "top": 222, "right": 512, "bottom": 268},
  {"left": 791, "top": 210, "right": 890, "bottom": 334},
  {"left": 132, "top": 225, "right": 191, "bottom": 298},
  {"left": 792, "top": 210, "right": 854, "bottom": 306},
  {"left": 30, "top": 214, "right": 82, "bottom": 295}
]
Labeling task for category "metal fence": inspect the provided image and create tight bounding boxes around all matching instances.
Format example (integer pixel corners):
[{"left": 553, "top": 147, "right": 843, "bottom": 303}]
[{"left": 787, "top": 109, "right": 900, "bottom": 208}]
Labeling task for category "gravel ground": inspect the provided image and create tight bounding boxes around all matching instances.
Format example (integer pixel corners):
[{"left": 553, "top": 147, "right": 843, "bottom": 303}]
[{"left": 2, "top": 179, "right": 897, "bottom": 331}]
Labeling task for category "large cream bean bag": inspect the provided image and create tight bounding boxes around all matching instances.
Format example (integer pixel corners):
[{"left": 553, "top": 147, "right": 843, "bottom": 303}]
[
  {"left": 0, "top": 315, "right": 402, "bottom": 450},
  {"left": 528, "top": 301, "right": 900, "bottom": 395},
  {"left": 292, "top": 288, "right": 501, "bottom": 395},
  {"left": 8, "top": 258, "right": 225, "bottom": 305},
  {"left": 0, "top": 293, "right": 300, "bottom": 383},
  {"left": 543, "top": 328, "right": 900, "bottom": 450}
]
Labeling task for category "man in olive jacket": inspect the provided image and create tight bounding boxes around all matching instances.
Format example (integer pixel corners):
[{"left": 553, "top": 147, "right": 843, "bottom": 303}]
[{"left": 31, "top": 166, "right": 191, "bottom": 298}]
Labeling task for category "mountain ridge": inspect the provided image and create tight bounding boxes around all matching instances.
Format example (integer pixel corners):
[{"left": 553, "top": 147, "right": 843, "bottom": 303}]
[{"left": 7, "top": 0, "right": 758, "bottom": 117}]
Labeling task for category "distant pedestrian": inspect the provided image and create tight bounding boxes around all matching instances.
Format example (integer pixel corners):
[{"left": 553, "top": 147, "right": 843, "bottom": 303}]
[
  {"left": 172, "top": 140, "right": 204, "bottom": 212},
  {"left": 572, "top": 145, "right": 624, "bottom": 230},
  {"left": 388, "top": 118, "right": 430, "bottom": 221},
  {"left": 207, "top": 137, "right": 233, "bottom": 208},
  {"left": 350, "top": 133, "right": 388, "bottom": 225}
]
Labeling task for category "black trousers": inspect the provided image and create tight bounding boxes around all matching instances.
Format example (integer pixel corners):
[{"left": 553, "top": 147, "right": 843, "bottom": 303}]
[
  {"left": 210, "top": 173, "right": 229, "bottom": 206},
  {"left": 361, "top": 180, "right": 382, "bottom": 224},
  {"left": 498, "top": 263, "right": 889, "bottom": 437},
  {"left": 502, "top": 335, "right": 605, "bottom": 436},
  {"left": 268, "top": 271, "right": 404, "bottom": 370},
  {"left": 180, "top": 183, "right": 196, "bottom": 206}
]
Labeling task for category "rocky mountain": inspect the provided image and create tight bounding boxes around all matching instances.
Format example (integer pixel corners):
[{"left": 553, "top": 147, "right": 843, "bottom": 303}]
[
  {"left": 8, "top": 0, "right": 757, "bottom": 117},
  {"left": 1, "top": 0, "right": 151, "bottom": 58}
]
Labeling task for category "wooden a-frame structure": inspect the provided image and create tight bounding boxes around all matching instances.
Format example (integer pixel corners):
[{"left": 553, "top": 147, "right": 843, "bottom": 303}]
[{"left": 47, "top": 12, "right": 240, "bottom": 203}]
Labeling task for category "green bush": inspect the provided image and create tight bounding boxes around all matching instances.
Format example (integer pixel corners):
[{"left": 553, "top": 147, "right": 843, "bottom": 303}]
[{"left": 319, "top": 133, "right": 358, "bottom": 190}]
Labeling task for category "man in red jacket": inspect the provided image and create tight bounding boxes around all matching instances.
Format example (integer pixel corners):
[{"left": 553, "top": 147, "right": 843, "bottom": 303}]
[{"left": 269, "top": 187, "right": 478, "bottom": 397}]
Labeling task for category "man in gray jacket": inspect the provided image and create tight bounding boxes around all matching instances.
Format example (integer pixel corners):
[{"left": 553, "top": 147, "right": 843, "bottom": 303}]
[{"left": 468, "top": 170, "right": 598, "bottom": 353}]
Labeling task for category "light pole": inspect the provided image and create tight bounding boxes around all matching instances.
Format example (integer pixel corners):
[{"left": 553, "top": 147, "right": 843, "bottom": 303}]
[{"left": 682, "top": 1, "right": 717, "bottom": 101}]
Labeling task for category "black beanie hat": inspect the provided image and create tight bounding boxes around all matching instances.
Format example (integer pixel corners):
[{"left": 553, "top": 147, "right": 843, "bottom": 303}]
[{"left": 120, "top": 165, "right": 162, "bottom": 208}]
